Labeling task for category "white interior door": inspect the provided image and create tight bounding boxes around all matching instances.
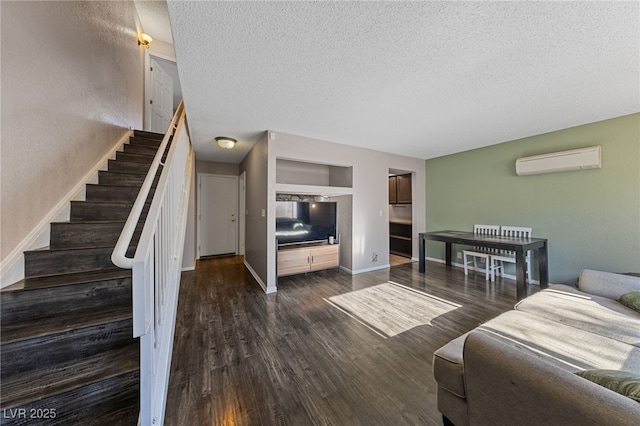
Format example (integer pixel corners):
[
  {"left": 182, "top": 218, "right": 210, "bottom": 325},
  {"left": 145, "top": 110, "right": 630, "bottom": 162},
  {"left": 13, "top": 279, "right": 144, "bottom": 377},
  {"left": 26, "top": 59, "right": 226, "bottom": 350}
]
[
  {"left": 199, "top": 174, "right": 238, "bottom": 257},
  {"left": 150, "top": 58, "right": 173, "bottom": 134}
]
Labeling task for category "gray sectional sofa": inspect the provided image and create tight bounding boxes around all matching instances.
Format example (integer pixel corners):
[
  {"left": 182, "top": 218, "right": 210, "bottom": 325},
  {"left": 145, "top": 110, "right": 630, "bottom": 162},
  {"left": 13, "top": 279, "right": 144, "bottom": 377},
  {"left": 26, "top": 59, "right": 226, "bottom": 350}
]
[{"left": 433, "top": 269, "right": 640, "bottom": 426}]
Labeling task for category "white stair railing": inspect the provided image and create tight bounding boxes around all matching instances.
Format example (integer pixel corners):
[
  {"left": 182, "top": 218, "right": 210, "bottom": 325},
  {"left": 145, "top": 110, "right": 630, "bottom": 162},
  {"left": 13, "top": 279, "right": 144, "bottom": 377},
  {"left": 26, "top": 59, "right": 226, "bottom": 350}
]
[{"left": 112, "top": 101, "right": 193, "bottom": 426}]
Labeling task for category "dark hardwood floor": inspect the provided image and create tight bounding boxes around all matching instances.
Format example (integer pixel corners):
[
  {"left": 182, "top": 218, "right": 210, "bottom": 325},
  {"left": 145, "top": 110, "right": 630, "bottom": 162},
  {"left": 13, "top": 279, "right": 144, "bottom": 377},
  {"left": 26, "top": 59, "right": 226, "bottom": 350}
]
[{"left": 165, "top": 256, "right": 535, "bottom": 426}]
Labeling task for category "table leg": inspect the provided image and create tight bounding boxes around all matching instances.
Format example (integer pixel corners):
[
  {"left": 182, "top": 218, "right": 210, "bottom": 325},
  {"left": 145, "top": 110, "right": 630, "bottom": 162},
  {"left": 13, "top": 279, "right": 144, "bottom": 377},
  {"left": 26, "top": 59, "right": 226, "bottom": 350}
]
[
  {"left": 538, "top": 243, "right": 549, "bottom": 289},
  {"left": 419, "top": 234, "right": 426, "bottom": 273},
  {"left": 445, "top": 242, "right": 452, "bottom": 267},
  {"left": 515, "top": 248, "right": 527, "bottom": 301}
]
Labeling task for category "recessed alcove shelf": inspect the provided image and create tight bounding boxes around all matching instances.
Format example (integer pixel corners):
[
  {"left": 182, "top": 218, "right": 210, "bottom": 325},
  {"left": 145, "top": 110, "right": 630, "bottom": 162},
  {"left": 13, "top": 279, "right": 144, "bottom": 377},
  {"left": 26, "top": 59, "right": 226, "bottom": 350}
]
[
  {"left": 276, "top": 159, "right": 353, "bottom": 196},
  {"left": 275, "top": 183, "right": 353, "bottom": 197}
]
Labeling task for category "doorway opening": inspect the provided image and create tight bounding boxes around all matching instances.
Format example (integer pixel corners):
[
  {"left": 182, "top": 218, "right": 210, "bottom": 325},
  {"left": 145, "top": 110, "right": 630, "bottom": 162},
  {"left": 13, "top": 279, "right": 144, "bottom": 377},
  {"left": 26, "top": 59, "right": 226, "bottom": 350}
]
[
  {"left": 197, "top": 174, "right": 239, "bottom": 258},
  {"left": 388, "top": 168, "right": 413, "bottom": 266},
  {"left": 144, "top": 51, "right": 182, "bottom": 133}
]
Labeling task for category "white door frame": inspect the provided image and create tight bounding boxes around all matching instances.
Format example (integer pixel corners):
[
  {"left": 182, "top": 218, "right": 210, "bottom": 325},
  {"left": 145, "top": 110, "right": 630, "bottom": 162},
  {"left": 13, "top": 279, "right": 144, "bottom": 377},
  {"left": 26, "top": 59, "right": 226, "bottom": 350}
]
[
  {"left": 238, "top": 171, "right": 246, "bottom": 256},
  {"left": 144, "top": 50, "right": 176, "bottom": 132},
  {"left": 196, "top": 173, "right": 239, "bottom": 259}
]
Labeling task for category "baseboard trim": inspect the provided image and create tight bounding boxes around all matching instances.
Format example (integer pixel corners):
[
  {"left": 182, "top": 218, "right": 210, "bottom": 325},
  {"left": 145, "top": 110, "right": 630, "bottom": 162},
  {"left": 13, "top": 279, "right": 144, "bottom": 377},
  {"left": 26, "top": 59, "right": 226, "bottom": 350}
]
[
  {"left": 244, "top": 260, "right": 275, "bottom": 293},
  {"left": 0, "top": 130, "right": 133, "bottom": 288},
  {"left": 339, "top": 265, "right": 353, "bottom": 274},
  {"left": 351, "top": 263, "right": 391, "bottom": 275}
]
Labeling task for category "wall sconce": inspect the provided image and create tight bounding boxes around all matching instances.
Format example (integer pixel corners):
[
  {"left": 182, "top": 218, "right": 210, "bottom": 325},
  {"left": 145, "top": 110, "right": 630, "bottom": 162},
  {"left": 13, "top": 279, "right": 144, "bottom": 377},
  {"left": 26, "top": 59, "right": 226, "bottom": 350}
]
[
  {"left": 215, "top": 137, "right": 237, "bottom": 149},
  {"left": 138, "top": 33, "right": 152, "bottom": 49}
]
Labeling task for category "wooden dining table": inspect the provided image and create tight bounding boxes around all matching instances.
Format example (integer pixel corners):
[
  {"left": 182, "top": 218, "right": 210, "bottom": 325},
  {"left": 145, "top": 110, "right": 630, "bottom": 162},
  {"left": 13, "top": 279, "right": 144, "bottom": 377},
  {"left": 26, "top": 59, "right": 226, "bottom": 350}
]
[{"left": 418, "top": 230, "right": 548, "bottom": 301}]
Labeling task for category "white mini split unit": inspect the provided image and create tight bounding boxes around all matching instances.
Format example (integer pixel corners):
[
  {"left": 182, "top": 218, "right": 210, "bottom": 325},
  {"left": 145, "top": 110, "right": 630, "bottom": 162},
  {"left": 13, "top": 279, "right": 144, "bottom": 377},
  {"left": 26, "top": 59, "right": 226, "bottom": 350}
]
[{"left": 515, "top": 146, "right": 602, "bottom": 176}]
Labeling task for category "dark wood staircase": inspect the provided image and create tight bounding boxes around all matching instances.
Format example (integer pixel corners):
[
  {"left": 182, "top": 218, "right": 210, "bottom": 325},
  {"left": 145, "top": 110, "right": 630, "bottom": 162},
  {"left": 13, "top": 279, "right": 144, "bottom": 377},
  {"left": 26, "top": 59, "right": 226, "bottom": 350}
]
[{"left": 0, "top": 130, "right": 166, "bottom": 425}]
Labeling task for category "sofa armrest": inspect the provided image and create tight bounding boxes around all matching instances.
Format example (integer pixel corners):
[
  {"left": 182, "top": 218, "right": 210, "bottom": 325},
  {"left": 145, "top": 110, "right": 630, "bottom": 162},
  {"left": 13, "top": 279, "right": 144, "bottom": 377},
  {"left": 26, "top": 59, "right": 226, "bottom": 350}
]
[
  {"left": 578, "top": 269, "right": 640, "bottom": 299},
  {"left": 463, "top": 330, "right": 640, "bottom": 426}
]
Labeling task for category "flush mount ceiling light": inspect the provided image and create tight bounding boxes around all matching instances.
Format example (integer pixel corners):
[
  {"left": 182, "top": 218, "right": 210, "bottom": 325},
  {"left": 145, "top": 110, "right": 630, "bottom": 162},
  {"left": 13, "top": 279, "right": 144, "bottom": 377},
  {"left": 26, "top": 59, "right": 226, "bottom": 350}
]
[
  {"left": 215, "top": 137, "right": 237, "bottom": 149},
  {"left": 138, "top": 33, "right": 152, "bottom": 49}
]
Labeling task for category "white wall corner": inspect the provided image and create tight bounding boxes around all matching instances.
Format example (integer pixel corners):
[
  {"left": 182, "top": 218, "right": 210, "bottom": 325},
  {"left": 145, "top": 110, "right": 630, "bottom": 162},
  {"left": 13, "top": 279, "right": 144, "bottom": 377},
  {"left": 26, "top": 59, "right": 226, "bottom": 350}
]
[
  {"left": 265, "top": 285, "right": 278, "bottom": 294},
  {"left": 0, "top": 130, "right": 133, "bottom": 288}
]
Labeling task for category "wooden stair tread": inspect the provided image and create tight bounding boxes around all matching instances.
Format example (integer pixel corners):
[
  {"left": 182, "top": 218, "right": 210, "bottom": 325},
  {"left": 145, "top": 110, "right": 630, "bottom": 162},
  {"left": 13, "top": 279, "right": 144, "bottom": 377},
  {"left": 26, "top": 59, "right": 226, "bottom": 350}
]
[
  {"left": 108, "top": 159, "right": 152, "bottom": 171},
  {"left": 99, "top": 168, "right": 153, "bottom": 174},
  {"left": 4, "top": 269, "right": 131, "bottom": 292},
  {"left": 52, "top": 220, "right": 127, "bottom": 225},
  {"left": 0, "top": 344, "right": 139, "bottom": 408},
  {"left": 0, "top": 129, "right": 159, "bottom": 423},
  {"left": 116, "top": 151, "right": 155, "bottom": 160},
  {"left": 25, "top": 240, "right": 135, "bottom": 253},
  {"left": 25, "top": 244, "right": 115, "bottom": 251},
  {"left": 86, "top": 183, "right": 145, "bottom": 189},
  {"left": 24, "top": 245, "right": 134, "bottom": 256},
  {"left": 128, "top": 138, "right": 163, "bottom": 147},
  {"left": 85, "top": 184, "right": 144, "bottom": 200},
  {"left": 49, "top": 221, "right": 143, "bottom": 249},
  {"left": 72, "top": 200, "right": 135, "bottom": 205},
  {"left": 98, "top": 169, "right": 155, "bottom": 178},
  {"left": 133, "top": 130, "right": 164, "bottom": 139},
  {"left": 98, "top": 170, "right": 159, "bottom": 187},
  {"left": 0, "top": 371, "right": 139, "bottom": 425},
  {"left": 71, "top": 200, "right": 151, "bottom": 206},
  {"left": 47, "top": 241, "right": 134, "bottom": 251},
  {"left": 1, "top": 306, "right": 133, "bottom": 345}
]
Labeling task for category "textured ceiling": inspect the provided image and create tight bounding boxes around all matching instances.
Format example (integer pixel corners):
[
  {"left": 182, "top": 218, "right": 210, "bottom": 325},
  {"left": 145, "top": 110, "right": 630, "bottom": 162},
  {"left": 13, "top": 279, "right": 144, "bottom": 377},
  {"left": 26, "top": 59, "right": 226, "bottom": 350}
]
[
  {"left": 134, "top": 0, "right": 173, "bottom": 44},
  {"left": 165, "top": 1, "right": 639, "bottom": 163}
]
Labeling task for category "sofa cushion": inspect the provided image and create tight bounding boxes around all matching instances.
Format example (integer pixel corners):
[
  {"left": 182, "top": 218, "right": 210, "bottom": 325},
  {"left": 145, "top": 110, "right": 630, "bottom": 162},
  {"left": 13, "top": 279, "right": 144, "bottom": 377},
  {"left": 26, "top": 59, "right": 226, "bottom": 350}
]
[
  {"left": 433, "top": 333, "right": 469, "bottom": 398},
  {"left": 515, "top": 284, "right": 640, "bottom": 346},
  {"left": 578, "top": 269, "right": 640, "bottom": 300},
  {"left": 576, "top": 370, "right": 640, "bottom": 402},
  {"left": 477, "top": 310, "right": 640, "bottom": 373},
  {"left": 463, "top": 330, "right": 640, "bottom": 426},
  {"left": 619, "top": 291, "right": 640, "bottom": 314}
]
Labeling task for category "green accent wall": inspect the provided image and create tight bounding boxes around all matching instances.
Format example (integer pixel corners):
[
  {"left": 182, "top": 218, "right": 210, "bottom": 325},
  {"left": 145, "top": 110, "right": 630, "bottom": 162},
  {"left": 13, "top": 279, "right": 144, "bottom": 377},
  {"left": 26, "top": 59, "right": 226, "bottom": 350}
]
[{"left": 425, "top": 113, "right": 640, "bottom": 282}]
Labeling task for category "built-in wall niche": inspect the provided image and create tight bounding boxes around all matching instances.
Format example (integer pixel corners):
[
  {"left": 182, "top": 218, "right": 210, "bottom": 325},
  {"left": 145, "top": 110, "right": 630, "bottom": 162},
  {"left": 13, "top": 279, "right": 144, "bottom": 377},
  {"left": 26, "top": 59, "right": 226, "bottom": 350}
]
[
  {"left": 276, "top": 193, "right": 331, "bottom": 202},
  {"left": 276, "top": 159, "right": 352, "bottom": 188}
]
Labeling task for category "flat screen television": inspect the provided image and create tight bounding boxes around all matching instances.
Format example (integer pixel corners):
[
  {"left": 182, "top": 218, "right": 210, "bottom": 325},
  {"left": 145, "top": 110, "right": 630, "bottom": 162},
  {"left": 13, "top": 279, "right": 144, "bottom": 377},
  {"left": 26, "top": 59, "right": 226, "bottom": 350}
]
[{"left": 276, "top": 201, "right": 337, "bottom": 245}]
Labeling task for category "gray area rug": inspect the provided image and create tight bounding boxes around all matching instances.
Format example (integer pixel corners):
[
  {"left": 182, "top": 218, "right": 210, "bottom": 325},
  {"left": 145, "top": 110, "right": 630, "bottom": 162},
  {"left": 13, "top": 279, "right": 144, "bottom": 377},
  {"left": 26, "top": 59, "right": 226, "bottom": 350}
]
[{"left": 326, "top": 281, "right": 461, "bottom": 337}]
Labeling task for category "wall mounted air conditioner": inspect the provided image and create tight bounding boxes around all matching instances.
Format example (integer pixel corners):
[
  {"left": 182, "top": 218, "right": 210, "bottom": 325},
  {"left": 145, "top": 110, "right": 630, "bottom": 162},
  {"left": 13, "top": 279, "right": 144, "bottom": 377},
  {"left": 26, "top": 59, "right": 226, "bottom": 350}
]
[{"left": 515, "top": 146, "right": 602, "bottom": 176}]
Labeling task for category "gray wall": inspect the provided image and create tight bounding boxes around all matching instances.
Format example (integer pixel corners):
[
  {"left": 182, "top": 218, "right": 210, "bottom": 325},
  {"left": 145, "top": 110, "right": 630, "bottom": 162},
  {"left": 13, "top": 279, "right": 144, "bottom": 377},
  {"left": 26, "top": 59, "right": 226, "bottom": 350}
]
[
  {"left": 425, "top": 113, "right": 640, "bottom": 282},
  {"left": 239, "top": 133, "right": 270, "bottom": 290},
  {"left": 335, "top": 195, "right": 354, "bottom": 270},
  {"left": 182, "top": 161, "right": 197, "bottom": 270},
  {"left": 195, "top": 160, "right": 239, "bottom": 176},
  {"left": 1, "top": 1, "right": 144, "bottom": 260}
]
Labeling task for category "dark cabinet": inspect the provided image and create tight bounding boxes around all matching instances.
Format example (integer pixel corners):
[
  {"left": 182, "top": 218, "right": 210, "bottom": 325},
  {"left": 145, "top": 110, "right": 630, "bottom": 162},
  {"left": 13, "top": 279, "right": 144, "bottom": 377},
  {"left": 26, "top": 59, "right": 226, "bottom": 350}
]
[
  {"left": 389, "top": 222, "right": 412, "bottom": 257},
  {"left": 389, "top": 177, "right": 397, "bottom": 204},
  {"left": 389, "top": 174, "right": 411, "bottom": 204}
]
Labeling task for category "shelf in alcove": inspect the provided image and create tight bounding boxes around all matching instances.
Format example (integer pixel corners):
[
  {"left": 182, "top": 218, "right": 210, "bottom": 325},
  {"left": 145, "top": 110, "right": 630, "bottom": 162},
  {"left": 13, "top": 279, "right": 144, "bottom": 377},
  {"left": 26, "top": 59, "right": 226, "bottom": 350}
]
[
  {"left": 275, "top": 183, "right": 353, "bottom": 197},
  {"left": 390, "top": 235, "right": 412, "bottom": 241}
]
